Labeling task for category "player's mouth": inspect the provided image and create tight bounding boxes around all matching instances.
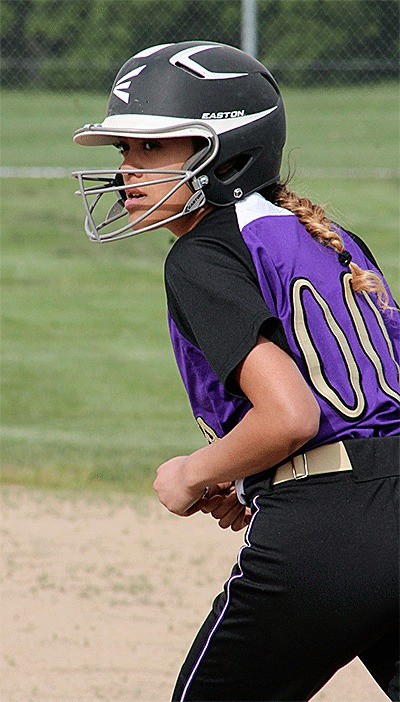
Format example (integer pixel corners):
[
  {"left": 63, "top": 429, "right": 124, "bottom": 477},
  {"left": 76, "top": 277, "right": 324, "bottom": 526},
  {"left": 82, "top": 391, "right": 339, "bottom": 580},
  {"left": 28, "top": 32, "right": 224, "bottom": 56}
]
[{"left": 124, "top": 189, "right": 147, "bottom": 212}]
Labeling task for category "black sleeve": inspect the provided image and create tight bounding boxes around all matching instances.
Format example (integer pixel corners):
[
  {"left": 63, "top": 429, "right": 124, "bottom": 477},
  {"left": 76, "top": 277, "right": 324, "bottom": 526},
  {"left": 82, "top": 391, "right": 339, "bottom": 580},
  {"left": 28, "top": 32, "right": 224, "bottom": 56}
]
[{"left": 165, "top": 214, "right": 284, "bottom": 395}]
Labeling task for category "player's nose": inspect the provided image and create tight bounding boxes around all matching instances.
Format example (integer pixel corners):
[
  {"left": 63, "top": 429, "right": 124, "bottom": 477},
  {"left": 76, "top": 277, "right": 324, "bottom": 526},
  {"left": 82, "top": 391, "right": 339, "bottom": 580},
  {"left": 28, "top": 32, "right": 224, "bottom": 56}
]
[{"left": 120, "top": 161, "right": 143, "bottom": 186}]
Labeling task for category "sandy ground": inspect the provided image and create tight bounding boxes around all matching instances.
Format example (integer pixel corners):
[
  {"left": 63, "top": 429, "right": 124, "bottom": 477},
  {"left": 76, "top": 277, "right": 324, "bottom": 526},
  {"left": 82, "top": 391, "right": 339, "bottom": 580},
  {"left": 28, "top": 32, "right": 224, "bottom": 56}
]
[{"left": 1, "top": 487, "right": 388, "bottom": 702}]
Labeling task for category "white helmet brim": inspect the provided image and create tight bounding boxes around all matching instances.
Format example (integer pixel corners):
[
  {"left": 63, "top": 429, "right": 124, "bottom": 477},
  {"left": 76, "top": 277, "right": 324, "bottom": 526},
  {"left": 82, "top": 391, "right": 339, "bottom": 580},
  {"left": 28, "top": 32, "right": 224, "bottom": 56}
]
[{"left": 73, "top": 110, "right": 277, "bottom": 146}]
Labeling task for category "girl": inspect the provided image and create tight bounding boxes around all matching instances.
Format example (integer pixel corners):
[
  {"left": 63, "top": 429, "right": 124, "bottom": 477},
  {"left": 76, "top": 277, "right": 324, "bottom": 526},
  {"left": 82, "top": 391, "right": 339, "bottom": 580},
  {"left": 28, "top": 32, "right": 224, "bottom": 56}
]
[{"left": 73, "top": 41, "right": 399, "bottom": 702}]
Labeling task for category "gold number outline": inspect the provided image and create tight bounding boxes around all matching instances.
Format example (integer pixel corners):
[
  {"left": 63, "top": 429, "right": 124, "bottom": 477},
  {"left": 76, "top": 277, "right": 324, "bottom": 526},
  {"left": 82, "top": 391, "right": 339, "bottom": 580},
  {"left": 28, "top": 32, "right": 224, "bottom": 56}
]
[
  {"left": 341, "top": 273, "right": 400, "bottom": 402},
  {"left": 291, "top": 275, "right": 400, "bottom": 420},
  {"left": 196, "top": 416, "right": 220, "bottom": 443},
  {"left": 291, "top": 277, "right": 365, "bottom": 420}
]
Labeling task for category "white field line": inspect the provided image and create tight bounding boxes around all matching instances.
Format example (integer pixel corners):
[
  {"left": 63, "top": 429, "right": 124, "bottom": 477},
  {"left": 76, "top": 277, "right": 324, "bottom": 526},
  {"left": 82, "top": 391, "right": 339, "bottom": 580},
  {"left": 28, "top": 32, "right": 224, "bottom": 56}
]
[
  {"left": 1, "top": 167, "right": 73, "bottom": 178},
  {"left": 1, "top": 425, "right": 197, "bottom": 450},
  {"left": 1, "top": 426, "right": 120, "bottom": 447},
  {"left": 0, "top": 166, "right": 399, "bottom": 180}
]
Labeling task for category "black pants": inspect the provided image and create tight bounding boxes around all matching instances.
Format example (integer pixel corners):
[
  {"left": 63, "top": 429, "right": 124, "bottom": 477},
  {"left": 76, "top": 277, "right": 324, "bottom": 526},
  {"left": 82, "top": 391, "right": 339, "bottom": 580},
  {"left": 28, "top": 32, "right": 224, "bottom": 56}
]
[{"left": 172, "top": 438, "right": 399, "bottom": 702}]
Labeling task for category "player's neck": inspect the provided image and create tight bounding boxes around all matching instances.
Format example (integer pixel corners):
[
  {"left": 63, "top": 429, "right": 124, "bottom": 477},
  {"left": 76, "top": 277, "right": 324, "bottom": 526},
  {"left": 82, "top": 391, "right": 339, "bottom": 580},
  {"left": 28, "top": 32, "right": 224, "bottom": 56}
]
[{"left": 170, "top": 204, "right": 215, "bottom": 238}]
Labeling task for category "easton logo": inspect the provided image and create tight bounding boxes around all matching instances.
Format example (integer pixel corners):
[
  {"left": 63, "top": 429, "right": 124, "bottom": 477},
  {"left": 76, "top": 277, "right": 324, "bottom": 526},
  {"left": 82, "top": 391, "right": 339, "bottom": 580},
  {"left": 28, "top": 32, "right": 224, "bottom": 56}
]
[
  {"left": 183, "top": 190, "right": 206, "bottom": 213},
  {"left": 113, "top": 65, "right": 146, "bottom": 103},
  {"left": 201, "top": 110, "right": 245, "bottom": 119}
]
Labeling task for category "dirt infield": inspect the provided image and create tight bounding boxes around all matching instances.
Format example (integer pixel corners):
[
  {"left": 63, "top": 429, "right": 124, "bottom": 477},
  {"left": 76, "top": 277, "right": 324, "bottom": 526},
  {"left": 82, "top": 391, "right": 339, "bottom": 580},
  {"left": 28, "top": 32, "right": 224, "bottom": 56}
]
[{"left": 1, "top": 487, "right": 387, "bottom": 701}]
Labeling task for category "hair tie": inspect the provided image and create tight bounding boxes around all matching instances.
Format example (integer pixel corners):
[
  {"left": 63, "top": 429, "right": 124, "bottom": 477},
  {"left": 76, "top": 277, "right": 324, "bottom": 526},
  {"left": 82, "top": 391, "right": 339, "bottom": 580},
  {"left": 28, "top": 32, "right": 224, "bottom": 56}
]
[{"left": 338, "top": 250, "right": 352, "bottom": 266}]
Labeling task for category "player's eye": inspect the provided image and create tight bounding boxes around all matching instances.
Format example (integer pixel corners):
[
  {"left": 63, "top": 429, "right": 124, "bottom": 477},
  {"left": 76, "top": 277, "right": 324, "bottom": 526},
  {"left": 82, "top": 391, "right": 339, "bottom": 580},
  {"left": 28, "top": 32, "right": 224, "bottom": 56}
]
[
  {"left": 143, "top": 139, "right": 161, "bottom": 151},
  {"left": 115, "top": 141, "right": 129, "bottom": 154}
]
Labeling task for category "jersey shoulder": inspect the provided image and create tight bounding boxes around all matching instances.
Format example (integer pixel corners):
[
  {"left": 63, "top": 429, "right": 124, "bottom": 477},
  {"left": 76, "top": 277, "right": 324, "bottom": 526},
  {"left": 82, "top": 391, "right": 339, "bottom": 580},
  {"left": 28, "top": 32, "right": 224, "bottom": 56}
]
[
  {"left": 164, "top": 204, "right": 282, "bottom": 392},
  {"left": 165, "top": 205, "right": 256, "bottom": 277}
]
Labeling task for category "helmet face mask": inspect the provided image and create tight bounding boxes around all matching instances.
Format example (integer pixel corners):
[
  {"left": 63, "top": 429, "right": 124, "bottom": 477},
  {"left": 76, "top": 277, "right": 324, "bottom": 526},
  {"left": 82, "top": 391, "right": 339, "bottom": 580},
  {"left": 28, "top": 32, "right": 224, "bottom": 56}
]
[
  {"left": 73, "top": 124, "right": 218, "bottom": 242},
  {"left": 74, "top": 164, "right": 209, "bottom": 243},
  {"left": 73, "top": 41, "right": 286, "bottom": 242}
]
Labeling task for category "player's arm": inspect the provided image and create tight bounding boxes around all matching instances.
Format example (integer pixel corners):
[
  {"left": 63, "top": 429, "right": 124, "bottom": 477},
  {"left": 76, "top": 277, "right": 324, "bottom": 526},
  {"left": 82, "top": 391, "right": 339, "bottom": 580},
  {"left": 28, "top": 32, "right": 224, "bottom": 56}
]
[{"left": 153, "top": 336, "right": 320, "bottom": 515}]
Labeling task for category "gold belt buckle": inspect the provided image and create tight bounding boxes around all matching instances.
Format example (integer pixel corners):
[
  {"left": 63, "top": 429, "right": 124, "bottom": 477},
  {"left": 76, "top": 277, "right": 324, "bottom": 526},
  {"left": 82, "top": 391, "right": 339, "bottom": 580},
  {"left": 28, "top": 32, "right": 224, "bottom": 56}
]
[{"left": 291, "top": 453, "right": 309, "bottom": 480}]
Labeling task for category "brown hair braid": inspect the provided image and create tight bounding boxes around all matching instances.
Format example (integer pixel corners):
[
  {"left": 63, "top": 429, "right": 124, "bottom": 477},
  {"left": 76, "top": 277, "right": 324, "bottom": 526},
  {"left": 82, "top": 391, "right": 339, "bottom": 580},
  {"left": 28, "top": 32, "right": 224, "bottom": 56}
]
[{"left": 269, "top": 183, "right": 390, "bottom": 311}]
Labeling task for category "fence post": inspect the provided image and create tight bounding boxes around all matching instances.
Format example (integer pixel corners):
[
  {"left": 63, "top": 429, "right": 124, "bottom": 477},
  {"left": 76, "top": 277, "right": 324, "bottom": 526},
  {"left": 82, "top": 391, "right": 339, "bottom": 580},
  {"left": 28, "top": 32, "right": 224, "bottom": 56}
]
[{"left": 241, "top": 0, "right": 258, "bottom": 58}]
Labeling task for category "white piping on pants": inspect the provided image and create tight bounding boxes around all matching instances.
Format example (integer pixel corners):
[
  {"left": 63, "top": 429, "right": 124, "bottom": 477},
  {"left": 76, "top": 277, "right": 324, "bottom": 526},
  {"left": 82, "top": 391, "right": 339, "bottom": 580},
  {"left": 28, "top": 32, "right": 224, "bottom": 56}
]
[{"left": 179, "top": 495, "right": 261, "bottom": 701}]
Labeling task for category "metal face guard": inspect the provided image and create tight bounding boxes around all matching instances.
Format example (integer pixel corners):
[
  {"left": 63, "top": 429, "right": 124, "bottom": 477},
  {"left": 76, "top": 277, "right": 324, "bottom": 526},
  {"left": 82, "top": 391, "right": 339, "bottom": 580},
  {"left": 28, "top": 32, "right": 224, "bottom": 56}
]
[
  {"left": 73, "top": 168, "right": 197, "bottom": 242},
  {"left": 72, "top": 123, "right": 219, "bottom": 242}
]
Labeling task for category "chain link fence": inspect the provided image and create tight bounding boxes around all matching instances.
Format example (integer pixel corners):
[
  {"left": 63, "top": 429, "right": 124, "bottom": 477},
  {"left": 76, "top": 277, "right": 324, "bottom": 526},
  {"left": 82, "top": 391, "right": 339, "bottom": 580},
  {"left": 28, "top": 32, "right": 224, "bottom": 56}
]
[{"left": 1, "top": 0, "right": 398, "bottom": 91}]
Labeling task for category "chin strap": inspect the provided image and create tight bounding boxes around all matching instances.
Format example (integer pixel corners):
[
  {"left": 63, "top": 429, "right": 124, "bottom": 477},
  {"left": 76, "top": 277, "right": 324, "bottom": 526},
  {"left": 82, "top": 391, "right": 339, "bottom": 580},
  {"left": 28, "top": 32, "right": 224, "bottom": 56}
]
[
  {"left": 183, "top": 189, "right": 207, "bottom": 213},
  {"left": 106, "top": 199, "right": 126, "bottom": 222},
  {"left": 112, "top": 172, "right": 127, "bottom": 201},
  {"left": 183, "top": 168, "right": 211, "bottom": 214}
]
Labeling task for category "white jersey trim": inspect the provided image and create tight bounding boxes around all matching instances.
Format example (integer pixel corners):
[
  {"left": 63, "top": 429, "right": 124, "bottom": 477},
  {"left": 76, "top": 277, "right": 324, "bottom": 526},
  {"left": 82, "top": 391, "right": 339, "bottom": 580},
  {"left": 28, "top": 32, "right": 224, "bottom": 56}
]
[{"left": 235, "top": 192, "right": 294, "bottom": 230}]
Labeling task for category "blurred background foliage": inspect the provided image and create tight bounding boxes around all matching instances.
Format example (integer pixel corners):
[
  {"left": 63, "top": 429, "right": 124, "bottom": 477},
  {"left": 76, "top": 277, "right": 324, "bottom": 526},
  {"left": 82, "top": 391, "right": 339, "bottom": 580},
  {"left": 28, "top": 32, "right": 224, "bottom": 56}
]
[{"left": 1, "top": 0, "right": 398, "bottom": 91}]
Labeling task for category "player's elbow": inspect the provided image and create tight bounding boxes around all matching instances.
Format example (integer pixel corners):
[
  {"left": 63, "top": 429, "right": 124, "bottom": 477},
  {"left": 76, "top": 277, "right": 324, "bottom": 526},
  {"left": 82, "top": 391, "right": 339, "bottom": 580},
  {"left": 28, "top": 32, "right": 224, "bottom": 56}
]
[{"left": 285, "top": 398, "right": 320, "bottom": 453}]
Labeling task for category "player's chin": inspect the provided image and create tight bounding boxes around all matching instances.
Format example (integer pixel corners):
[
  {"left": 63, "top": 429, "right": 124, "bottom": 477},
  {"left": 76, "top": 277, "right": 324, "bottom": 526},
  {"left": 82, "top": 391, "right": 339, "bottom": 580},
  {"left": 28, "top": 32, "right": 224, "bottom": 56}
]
[
  {"left": 129, "top": 218, "right": 163, "bottom": 233},
  {"left": 128, "top": 206, "right": 181, "bottom": 231},
  {"left": 127, "top": 211, "right": 158, "bottom": 231}
]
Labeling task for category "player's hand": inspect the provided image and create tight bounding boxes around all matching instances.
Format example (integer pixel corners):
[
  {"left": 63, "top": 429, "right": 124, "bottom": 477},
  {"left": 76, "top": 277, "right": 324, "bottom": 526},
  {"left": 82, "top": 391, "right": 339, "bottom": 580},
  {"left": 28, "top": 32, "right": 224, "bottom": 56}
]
[
  {"left": 200, "top": 482, "right": 252, "bottom": 531},
  {"left": 153, "top": 455, "right": 207, "bottom": 516}
]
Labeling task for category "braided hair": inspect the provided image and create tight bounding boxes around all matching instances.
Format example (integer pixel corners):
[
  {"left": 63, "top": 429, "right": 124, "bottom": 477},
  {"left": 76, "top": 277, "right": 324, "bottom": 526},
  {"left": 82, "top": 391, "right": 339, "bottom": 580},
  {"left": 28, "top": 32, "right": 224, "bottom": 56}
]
[{"left": 267, "top": 183, "right": 390, "bottom": 311}]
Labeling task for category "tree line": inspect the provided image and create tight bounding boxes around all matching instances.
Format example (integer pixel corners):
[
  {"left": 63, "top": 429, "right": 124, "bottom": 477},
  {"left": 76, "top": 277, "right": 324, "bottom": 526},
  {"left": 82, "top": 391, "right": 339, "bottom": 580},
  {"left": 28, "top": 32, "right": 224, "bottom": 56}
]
[{"left": 1, "top": 0, "right": 398, "bottom": 90}]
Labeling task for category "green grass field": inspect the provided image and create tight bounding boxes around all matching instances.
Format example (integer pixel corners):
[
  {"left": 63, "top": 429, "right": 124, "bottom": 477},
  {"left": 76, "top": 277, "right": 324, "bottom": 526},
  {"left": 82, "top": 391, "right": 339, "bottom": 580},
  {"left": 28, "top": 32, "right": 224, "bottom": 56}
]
[{"left": 1, "top": 85, "right": 399, "bottom": 492}]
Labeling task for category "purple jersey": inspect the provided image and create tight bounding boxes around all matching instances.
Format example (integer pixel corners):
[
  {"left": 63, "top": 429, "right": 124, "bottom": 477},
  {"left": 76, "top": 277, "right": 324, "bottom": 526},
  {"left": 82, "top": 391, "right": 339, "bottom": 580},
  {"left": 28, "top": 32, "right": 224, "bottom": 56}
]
[{"left": 165, "top": 193, "right": 399, "bottom": 456}]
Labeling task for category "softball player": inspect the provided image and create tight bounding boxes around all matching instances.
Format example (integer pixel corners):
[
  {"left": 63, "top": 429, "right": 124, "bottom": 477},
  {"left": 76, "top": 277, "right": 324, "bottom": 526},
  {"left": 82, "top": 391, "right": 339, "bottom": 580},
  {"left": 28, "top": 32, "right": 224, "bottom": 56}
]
[{"left": 73, "top": 42, "right": 399, "bottom": 701}]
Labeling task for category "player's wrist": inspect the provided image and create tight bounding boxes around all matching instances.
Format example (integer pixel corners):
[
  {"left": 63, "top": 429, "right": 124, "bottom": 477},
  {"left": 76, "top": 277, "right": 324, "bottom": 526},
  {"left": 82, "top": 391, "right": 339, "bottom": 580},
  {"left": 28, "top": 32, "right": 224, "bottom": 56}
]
[{"left": 183, "top": 448, "right": 211, "bottom": 493}]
